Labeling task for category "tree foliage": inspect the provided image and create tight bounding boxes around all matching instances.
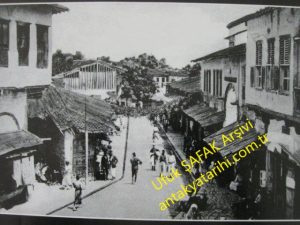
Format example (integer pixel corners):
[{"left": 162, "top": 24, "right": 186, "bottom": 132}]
[
  {"left": 182, "top": 62, "right": 201, "bottom": 77},
  {"left": 118, "top": 53, "right": 169, "bottom": 102},
  {"left": 52, "top": 50, "right": 84, "bottom": 76}
]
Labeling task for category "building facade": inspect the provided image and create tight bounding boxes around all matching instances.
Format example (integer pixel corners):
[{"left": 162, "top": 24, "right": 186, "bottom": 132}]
[
  {"left": 243, "top": 7, "right": 300, "bottom": 219},
  {"left": 192, "top": 20, "right": 247, "bottom": 127},
  {"left": 61, "top": 60, "right": 122, "bottom": 99},
  {"left": 0, "top": 4, "right": 68, "bottom": 206}
]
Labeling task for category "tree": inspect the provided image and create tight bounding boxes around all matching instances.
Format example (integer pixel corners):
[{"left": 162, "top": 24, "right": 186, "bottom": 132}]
[
  {"left": 52, "top": 50, "right": 85, "bottom": 76},
  {"left": 98, "top": 56, "right": 111, "bottom": 63},
  {"left": 73, "top": 51, "right": 84, "bottom": 60}
]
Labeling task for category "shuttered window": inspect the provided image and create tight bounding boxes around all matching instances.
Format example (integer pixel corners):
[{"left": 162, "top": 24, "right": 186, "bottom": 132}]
[
  {"left": 271, "top": 66, "right": 280, "bottom": 90},
  {"left": 0, "top": 19, "right": 9, "bottom": 67},
  {"left": 279, "top": 35, "right": 291, "bottom": 93},
  {"left": 213, "top": 69, "right": 222, "bottom": 97},
  {"left": 267, "top": 38, "right": 275, "bottom": 65},
  {"left": 204, "top": 70, "right": 211, "bottom": 93},
  {"left": 250, "top": 67, "right": 255, "bottom": 87},
  {"left": 256, "top": 40, "right": 262, "bottom": 65},
  {"left": 279, "top": 35, "right": 291, "bottom": 65},
  {"left": 256, "top": 66, "right": 262, "bottom": 88}
]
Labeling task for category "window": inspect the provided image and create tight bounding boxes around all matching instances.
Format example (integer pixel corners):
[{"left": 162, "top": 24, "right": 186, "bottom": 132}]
[
  {"left": 213, "top": 70, "right": 222, "bottom": 97},
  {"left": 250, "top": 67, "right": 255, "bottom": 87},
  {"left": 17, "top": 22, "right": 30, "bottom": 66},
  {"left": 162, "top": 77, "right": 165, "bottom": 82},
  {"left": 279, "top": 35, "right": 291, "bottom": 93},
  {"left": 204, "top": 70, "right": 211, "bottom": 93},
  {"left": 36, "top": 25, "right": 48, "bottom": 68},
  {"left": 256, "top": 40, "right": 263, "bottom": 66},
  {"left": 242, "top": 66, "right": 246, "bottom": 100},
  {"left": 229, "top": 36, "right": 235, "bottom": 47},
  {"left": 255, "top": 40, "right": 263, "bottom": 89},
  {"left": 266, "top": 66, "right": 280, "bottom": 90},
  {"left": 279, "top": 35, "right": 291, "bottom": 65},
  {"left": 256, "top": 67, "right": 262, "bottom": 88},
  {"left": 156, "top": 77, "right": 159, "bottom": 82},
  {"left": 267, "top": 38, "right": 275, "bottom": 65},
  {"left": 166, "top": 77, "right": 169, "bottom": 82},
  {"left": 0, "top": 19, "right": 9, "bottom": 67}
]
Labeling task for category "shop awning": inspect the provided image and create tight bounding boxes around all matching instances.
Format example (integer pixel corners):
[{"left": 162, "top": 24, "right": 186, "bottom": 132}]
[
  {"left": 0, "top": 130, "right": 43, "bottom": 156},
  {"left": 203, "top": 122, "right": 260, "bottom": 159},
  {"left": 182, "top": 104, "right": 225, "bottom": 128}
]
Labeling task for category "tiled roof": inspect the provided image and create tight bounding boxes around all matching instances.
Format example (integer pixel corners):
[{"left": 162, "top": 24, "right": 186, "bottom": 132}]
[
  {"left": 0, "top": 130, "right": 42, "bottom": 156},
  {"left": 28, "top": 86, "right": 115, "bottom": 133},
  {"left": 227, "top": 7, "right": 276, "bottom": 28},
  {"left": 168, "top": 76, "right": 200, "bottom": 93},
  {"left": 192, "top": 43, "right": 246, "bottom": 62},
  {"left": 147, "top": 68, "right": 170, "bottom": 77}
]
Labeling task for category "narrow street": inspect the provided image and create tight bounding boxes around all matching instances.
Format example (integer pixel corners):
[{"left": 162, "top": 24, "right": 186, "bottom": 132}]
[{"left": 54, "top": 116, "right": 189, "bottom": 219}]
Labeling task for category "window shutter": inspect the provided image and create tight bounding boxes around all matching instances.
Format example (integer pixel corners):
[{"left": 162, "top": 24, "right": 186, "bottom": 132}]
[
  {"left": 280, "top": 36, "right": 291, "bottom": 65},
  {"left": 256, "top": 41, "right": 262, "bottom": 65},
  {"left": 250, "top": 67, "right": 255, "bottom": 87},
  {"left": 262, "top": 66, "right": 266, "bottom": 89},
  {"left": 284, "top": 37, "right": 290, "bottom": 64},
  {"left": 274, "top": 66, "right": 280, "bottom": 90}
]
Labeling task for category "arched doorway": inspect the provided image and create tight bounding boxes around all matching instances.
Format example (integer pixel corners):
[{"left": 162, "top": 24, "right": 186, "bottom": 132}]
[
  {"left": 0, "top": 112, "right": 20, "bottom": 133},
  {"left": 223, "top": 83, "right": 238, "bottom": 127}
]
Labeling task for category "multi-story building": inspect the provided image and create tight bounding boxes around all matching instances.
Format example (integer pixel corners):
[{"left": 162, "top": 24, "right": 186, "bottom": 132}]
[
  {"left": 148, "top": 68, "right": 188, "bottom": 95},
  {"left": 190, "top": 17, "right": 247, "bottom": 136},
  {"left": 0, "top": 4, "right": 68, "bottom": 204},
  {"left": 203, "top": 7, "right": 300, "bottom": 219},
  {"left": 243, "top": 7, "right": 300, "bottom": 219}
]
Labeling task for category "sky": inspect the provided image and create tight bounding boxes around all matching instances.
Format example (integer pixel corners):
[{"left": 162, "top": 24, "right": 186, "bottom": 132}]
[{"left": 52, "top": 2, "right": 264, "bottom": 68}]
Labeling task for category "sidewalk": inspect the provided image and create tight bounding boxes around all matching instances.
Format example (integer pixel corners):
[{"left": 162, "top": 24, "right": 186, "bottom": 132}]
[
  {"left": 160, "top": 125, "right": 240, "bottom": 220},
  {"left": 2, "top": 116, "right": 129, "bottom": 216}
]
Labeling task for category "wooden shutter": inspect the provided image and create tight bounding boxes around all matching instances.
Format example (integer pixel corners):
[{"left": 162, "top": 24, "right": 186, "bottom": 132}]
[
  {"left": 256, "top": 41, "right": 262, "bottom": 65},
  {"left": 280, "top": 36, "right": 291, "bottom": 65},
  {"left": 250, "top": 67, "right": 255, "bottom": 87},
  {"left": 268, "top": 39, "right": 275, "bottom": 64}
]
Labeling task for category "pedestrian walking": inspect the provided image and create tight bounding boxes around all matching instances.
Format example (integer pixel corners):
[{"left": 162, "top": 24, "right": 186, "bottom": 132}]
[
  {"left": 101, "top": 151, "right": 110, "bottom": 180},
  {"left": 167, "top": 151, "right": 176, "bottom": 175},
  {"left": 159, "top": 150, "right": 167, "bottom": 176},
  {"left": 108, "top": 150, "right": 118, "bottom": 180},
  {"left": 130, "top": 152, "right": 142, "bottom": 184},
  {"left": 150, "top": 144, "right": 159, "bottom": 171},
  {"left": 72, "top": 175, "right": 83, "bottom": 211}
]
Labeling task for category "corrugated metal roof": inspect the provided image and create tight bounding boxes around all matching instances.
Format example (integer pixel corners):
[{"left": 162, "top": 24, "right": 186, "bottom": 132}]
[
  {"left": 204, "top": 122, "right": 260, "bottom": 158},
  {"left": 183, "top": 104, "right": 225, "bottom": 128},
  {"left": 0, "top": 130, "right": 42, "bottom": 156}
]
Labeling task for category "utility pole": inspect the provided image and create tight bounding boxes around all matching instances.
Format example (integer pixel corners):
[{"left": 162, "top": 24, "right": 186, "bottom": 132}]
[{"left": 84, "top": 76, "right": 89, "bottom": 184}]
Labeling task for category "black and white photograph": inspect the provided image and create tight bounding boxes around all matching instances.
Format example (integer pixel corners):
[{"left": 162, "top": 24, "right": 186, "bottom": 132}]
[{"left": 0, "top": 1, "right": 300, "bottom": 222}]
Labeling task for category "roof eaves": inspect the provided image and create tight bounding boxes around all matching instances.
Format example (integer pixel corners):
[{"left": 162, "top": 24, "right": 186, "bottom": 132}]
[{"left": 191, "top": 43, "right": 246, "bottom": 62}]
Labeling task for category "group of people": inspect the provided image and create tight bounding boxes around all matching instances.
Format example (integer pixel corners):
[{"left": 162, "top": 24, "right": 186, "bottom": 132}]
[
  {"left": 95, "top": 141, "right": 119, "bottom": 181},
  {"left": 149, "top": 143, "right": 176, "bottom": 177}
]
